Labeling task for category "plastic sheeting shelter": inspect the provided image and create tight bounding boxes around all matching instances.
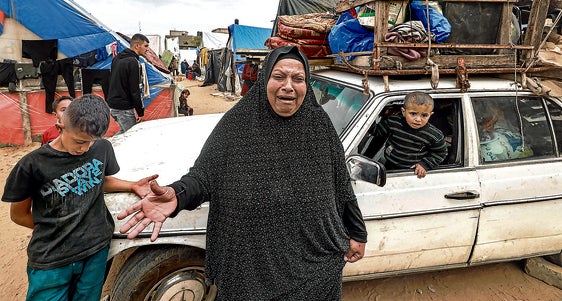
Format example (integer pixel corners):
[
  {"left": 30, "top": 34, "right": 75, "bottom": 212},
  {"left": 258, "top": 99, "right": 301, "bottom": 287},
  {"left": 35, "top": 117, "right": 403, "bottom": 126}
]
[
  {"left": 216, "top": 24, "right": 271, "bottom": 94},
  {"left": 0, "top": 0, "right": 175, "bottom": 146},
  {"left": 201, "top": 32, "right": 228, "bottom": 50}
]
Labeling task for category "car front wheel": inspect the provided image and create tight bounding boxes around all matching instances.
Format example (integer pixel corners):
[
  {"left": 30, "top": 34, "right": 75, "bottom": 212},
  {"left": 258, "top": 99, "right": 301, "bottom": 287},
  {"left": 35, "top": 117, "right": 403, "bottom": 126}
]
[{"left": 111, "top": 245, "right": 216, "bottom": 301}]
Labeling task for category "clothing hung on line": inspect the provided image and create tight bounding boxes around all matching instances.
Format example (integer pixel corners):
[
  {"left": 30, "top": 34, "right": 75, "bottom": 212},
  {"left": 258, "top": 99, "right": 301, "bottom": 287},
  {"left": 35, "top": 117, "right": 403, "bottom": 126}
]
[
  {"left": 81, "top": 69, "right": 110, "bottom": 98},
  {"left": 72, "top": 50, "right": 97, "bottom": 68},
  {"left": 0, "top": 62, "right": 16, "bottom": 86},
  {"left": 40, "top": 58, "right": 76, "bottom": 113},
  {"left": 21, "top": 39, "right": 58, "bottom": 67}
]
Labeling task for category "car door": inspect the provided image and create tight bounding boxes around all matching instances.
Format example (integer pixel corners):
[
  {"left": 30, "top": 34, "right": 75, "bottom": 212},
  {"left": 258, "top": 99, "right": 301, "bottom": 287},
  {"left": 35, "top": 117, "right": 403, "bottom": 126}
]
[
  {"left": 338, "top": 92, "right": 482, "bottom": 280},
  {"left": 470, "top": 93, "right": 562, "bottom": 263}
]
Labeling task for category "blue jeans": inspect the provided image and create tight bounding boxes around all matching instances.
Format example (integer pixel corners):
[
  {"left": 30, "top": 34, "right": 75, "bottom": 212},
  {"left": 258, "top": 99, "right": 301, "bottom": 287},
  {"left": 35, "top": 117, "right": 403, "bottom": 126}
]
[
  {"left": 26, "top": 245, "right": 109, "bottom": 301},
  {"left": 110, "top": 108, "right": 136, "bottom": 134}
]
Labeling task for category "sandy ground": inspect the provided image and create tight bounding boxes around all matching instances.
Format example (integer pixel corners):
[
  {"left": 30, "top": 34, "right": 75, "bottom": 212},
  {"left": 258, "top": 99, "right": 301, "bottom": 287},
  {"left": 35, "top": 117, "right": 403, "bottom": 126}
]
[{"left": 1, "top": 80, "right": 561, "bottom": 300}]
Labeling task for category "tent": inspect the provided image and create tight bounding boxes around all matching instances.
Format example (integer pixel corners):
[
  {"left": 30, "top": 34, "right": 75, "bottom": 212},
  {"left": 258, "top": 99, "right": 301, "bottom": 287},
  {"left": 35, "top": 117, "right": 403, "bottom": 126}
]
[
  {"left": 200, "top": 32, "right": 228, "bottom": 88},
  {"left": 214, "top": 24, "right": 271, "bottom": 95},
  {"left": 201, "top": 32, "right": 228, "bottom": 50},
  {"left": 0, "top": 0, "right": 175, "bottom": 146}
]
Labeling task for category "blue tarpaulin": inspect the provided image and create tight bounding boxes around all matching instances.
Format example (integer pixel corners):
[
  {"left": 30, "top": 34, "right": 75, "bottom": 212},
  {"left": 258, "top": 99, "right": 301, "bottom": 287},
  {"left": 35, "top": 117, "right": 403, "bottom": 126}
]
[
  {"left": 228, "top": 24, "right": 271, "bottom": 62},
  {"left": 0, "top": 0, "right": 170, "bottom": 87}
]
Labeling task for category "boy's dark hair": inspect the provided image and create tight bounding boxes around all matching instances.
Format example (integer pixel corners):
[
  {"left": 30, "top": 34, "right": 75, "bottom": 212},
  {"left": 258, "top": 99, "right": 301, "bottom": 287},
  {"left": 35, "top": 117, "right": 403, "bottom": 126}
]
[
  {"left": 52, "top": 95, "right": 73, "bottom": 112},
  {"left": 64, "top": 94, "right": 110, "bottom": 138},
  {"left": 131, "top": 33, "right": 149, "bottom": 45},
  {"left": 182, "top": 89, "right": 190, "bottom": 95},
  {"left": 404, "top": 92, "right": 434, "bottom": 110}
]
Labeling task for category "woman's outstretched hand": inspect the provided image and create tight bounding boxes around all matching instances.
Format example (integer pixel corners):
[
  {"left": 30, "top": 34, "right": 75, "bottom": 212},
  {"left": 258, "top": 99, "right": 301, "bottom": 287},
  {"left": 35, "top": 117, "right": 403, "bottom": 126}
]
[{"left": 117, "top": 180, "right": 178, "bottom": 242}]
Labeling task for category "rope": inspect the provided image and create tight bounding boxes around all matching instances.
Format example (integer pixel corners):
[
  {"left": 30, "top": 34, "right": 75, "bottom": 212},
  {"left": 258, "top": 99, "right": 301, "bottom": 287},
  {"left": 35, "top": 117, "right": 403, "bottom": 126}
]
[{"left": 423, "top": 0, "right": 439, "bottom": 89}]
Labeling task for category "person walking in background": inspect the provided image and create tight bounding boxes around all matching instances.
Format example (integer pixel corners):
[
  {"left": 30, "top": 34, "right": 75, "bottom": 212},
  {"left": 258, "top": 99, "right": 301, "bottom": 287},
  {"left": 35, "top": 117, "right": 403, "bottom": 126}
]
[
  {"left": 2, "top": 94, "right": 157, "bottom": 301},
  {"left": 117, "top": 46, "right": 367, "bottom": 300},
  {"left": 41, "top": 95, "right": 73, "bottom": 145},
  {"left": 107, "top": 33, "right": 150, "bottom": 134}
]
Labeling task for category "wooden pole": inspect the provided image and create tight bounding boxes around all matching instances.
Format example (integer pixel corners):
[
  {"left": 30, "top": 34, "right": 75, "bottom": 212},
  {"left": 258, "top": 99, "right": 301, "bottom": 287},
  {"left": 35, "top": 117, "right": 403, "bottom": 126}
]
[
  {"left": 18, "top": 91, "right": 32, "bottom": 146},
  {"left": 521, "top": 0, "right": 549, "bottom": 62}
]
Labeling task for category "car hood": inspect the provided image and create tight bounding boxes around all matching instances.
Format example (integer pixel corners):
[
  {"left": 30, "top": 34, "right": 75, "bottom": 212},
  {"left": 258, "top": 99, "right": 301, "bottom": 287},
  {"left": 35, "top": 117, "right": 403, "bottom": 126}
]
[{"left": 106, "top": 114, "right": 224, "bottom": 236}]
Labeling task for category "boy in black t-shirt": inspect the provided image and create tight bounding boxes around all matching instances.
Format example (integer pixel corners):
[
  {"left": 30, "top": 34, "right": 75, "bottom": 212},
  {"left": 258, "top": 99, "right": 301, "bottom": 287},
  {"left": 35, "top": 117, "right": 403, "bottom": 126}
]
[{"left": 2, "top": 94, "right": 157, "bottom": 300}]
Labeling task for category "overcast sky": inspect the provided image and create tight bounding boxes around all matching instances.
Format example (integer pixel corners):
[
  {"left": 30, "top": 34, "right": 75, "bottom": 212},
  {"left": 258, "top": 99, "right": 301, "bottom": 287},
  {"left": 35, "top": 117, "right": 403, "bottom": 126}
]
[{"left": 74, "top": 0, "right": 279, "bottom": 37}]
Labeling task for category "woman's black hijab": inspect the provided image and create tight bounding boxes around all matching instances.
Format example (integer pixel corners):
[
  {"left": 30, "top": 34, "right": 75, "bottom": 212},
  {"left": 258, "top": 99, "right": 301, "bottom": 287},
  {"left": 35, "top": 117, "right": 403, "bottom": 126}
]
[
  {"left": 177, "top": 46, "right": 356, "bottom": 300},
  {"left": 243, "top": 45, "right": 319, "bottom": 119}
]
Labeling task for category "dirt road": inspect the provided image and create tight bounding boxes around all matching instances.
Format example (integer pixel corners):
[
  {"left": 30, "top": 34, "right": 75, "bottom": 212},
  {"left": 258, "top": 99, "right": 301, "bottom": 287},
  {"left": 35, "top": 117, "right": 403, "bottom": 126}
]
[{"left": 1, "top": 81, "right": 561, "bottom": 300}]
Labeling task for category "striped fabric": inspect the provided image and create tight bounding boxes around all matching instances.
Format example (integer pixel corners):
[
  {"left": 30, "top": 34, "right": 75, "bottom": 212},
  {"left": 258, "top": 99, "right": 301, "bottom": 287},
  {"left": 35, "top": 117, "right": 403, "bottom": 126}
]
[{"left": 374, "top": 114, "right": 447, "bottom": 170}]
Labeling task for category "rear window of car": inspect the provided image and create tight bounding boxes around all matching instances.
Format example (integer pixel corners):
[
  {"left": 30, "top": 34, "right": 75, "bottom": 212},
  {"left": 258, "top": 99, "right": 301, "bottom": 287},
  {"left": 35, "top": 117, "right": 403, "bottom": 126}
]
[{"left": 471, "top": 96, "right": 559, "bottom": 163}]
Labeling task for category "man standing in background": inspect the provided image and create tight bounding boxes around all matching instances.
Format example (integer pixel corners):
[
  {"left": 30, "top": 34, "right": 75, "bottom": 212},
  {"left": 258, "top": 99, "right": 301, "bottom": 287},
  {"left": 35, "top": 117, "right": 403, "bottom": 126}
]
[{"left": 107, "top": 33, "right": 149, "bottom": 134}]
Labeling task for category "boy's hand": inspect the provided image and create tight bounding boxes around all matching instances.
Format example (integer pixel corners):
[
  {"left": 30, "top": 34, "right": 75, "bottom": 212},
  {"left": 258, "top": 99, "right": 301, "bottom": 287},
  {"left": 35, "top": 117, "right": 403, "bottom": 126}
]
[
  {"left": 118, "top": 180, "right": 177, "bottom": 242},
  {"left": 411, "top": 163, "right": 427, "bottom": 178},
  {"left": 131, "top": 174, "right": 159, "bottom": 198}
]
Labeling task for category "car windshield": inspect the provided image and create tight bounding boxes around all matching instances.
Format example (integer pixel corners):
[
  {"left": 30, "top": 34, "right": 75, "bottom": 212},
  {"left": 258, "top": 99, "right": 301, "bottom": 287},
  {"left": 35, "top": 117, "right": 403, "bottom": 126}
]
[{"left": 311, "top": 77, "right": 369, "bottom": 135}]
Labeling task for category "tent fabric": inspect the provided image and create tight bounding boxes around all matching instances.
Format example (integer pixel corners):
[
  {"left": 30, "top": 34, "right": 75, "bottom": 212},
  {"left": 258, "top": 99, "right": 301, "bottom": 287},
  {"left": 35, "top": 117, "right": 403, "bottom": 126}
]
[
  {"left": 0, "top": 0, "right": 170, "bottom": 86},
  {"left": 0, "top": 0, "right": 175, "bottom": 145},
  {"left": 228, "top": 24, "right": 272, "bottom": 53},
  {"left": 276, "top": 0, "right": 337, "bottom": 15},
  {"left": 0, "top": 0, "right": 117, "bottom": 59},
  {"left": 201, "top": 48, "right": 224, "bottom": 88},
  {"left": 210, "top": 24, "right": 271, "bottom": 94},
  {"left": 202, "top": 32, "right": 228, "bottom": 50},
  {"left": 0, "top": 9, "right": 5, "bottom": 35}
]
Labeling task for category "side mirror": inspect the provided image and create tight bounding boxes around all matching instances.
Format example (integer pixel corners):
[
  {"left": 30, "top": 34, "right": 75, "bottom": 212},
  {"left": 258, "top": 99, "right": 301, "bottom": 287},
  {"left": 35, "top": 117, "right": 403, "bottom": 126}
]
[{"left": 346, "top": 155, "right": 386, "bottom": 187}]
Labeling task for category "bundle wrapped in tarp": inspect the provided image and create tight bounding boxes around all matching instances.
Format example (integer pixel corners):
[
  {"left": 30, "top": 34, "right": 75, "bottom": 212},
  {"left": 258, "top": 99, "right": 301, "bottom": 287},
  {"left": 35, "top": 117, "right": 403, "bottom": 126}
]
[
  {"left": 265, "top": 37, "right": 332, "bottom": 58},
  {"left": 328, "top": 10, "right": 374, "bottom": 61},
  {"left": 266, "top": 13, "right": 336, "bottom": 58}
]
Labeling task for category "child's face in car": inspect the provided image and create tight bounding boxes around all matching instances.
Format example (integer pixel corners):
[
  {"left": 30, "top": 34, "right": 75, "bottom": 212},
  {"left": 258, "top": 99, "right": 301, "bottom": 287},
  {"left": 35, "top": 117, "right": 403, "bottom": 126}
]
[{"left": 401, "top": 103, "right": 433, "bottom": 129}]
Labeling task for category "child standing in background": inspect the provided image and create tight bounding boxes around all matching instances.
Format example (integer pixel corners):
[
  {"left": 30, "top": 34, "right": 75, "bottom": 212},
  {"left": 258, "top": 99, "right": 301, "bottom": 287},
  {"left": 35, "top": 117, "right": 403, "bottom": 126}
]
[{"left": 41, "top": 95, "right": 73, "bottom": 145}]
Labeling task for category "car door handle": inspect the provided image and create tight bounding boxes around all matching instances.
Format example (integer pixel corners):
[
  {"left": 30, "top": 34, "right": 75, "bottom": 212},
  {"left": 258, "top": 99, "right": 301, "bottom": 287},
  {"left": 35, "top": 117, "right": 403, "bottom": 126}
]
[{"left": 445, "top": 191, "right": 480, "bottom": 200}]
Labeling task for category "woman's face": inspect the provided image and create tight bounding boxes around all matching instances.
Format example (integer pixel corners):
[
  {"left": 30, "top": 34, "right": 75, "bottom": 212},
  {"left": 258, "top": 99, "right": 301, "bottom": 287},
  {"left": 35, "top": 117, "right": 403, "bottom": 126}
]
[{"left": 266, "top": 58, "right": 307, "bottom": 117}]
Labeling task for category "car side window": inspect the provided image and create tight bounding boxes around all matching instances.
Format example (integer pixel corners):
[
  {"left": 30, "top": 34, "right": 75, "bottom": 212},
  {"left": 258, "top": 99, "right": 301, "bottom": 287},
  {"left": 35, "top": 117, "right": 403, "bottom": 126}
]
[
  {"left": 311, "top": 78, "right": 368, "bottom": 135},
  {"left": 545, "top": 99, "right": 562, "bottom": 156},
  {"left": 472, "top": 96, "right": 554, "bottom": 163},
  {"left": 358, "top": 97, "right": 462, "bottom": 171}
]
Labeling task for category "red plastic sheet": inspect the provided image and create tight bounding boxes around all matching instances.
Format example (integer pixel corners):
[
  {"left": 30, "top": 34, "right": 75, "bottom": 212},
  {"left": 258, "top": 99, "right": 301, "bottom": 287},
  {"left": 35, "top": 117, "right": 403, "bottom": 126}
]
[{"left": 0, "top": 87, "right": 174, "bottom": 146}]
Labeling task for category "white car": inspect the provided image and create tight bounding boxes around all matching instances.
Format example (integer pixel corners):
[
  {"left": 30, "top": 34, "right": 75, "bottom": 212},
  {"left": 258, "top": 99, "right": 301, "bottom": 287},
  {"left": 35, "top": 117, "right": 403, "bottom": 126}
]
[{"left": 105, "top": 70, "right": 562, "bottom": 300}]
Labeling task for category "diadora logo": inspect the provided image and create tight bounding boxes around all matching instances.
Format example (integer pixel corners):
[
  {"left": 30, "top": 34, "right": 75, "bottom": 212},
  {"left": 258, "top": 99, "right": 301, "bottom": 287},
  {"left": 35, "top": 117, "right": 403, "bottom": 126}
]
[{"left": 41, "top": 159, "right": 104, "bottom": 197}]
